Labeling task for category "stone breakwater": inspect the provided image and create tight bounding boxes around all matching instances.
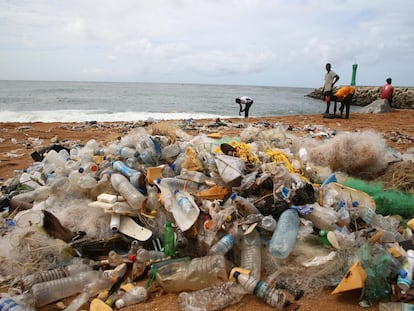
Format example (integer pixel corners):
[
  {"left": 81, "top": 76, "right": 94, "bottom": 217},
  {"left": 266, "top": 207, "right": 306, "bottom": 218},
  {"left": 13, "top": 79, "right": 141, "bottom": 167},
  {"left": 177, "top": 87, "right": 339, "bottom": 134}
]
[{"left": 307, "top": 86, "right": 414, "bottom": 109}]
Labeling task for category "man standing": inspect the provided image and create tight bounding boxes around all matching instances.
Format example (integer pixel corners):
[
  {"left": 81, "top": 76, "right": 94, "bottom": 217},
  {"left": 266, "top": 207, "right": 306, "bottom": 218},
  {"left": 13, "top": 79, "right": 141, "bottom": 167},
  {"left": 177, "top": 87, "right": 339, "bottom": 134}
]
[
  {"left": 236, "top": 96, "right": 253, "bottom": 118},
  {"left": 381, "top": 78, "right": 394, "bottom": 107},
  {"left": 323, "top": 63, "right": 340, "bottom": 114}
]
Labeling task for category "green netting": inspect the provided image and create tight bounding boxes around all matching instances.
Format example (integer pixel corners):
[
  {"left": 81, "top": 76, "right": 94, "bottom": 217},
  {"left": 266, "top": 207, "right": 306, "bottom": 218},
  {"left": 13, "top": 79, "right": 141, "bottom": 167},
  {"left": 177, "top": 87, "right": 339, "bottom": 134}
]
[
  {"left": 344, "top": 178, "right": 414, "bottom": 219},
  {"left": 358, "top": 243, "right": 396, "bottom": 303}
]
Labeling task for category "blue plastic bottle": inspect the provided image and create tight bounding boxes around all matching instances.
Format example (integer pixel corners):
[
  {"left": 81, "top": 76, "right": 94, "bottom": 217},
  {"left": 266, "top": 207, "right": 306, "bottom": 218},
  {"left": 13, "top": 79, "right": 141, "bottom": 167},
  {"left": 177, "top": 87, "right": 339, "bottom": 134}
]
[{"left": 111, "top": 160, "right": 139, "bottom": 177}]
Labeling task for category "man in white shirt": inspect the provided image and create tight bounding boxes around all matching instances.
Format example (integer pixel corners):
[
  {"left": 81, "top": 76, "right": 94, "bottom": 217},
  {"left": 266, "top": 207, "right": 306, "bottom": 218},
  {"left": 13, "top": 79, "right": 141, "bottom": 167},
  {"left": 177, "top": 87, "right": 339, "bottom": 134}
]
[
  {"left": 323, "top": 63, "right": 340, "bottom": 114},
  {"left": 235, "top": 96, "right": 254, "bottom": 118}
]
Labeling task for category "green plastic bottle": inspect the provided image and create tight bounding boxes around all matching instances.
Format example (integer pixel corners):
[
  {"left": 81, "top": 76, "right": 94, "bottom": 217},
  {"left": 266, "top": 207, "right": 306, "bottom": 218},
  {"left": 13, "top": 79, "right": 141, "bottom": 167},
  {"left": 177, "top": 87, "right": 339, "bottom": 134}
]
[{"left": 163, "top": 221, "right": 175, "bottom": 257}]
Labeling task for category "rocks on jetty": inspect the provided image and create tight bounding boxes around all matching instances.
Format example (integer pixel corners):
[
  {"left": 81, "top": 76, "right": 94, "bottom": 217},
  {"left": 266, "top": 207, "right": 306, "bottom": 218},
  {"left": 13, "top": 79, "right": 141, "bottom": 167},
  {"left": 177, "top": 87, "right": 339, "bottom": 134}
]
[{"left": 307, "top": 86, "right": 414, "bottom": 109}]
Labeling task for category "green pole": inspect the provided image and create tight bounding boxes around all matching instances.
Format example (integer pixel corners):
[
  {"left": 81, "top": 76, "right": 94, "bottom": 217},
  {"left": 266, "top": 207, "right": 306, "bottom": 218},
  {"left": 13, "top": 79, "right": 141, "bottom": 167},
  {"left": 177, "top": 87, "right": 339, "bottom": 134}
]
[{"left": 350, "top": 64, "right": 358, "bottom": 86}]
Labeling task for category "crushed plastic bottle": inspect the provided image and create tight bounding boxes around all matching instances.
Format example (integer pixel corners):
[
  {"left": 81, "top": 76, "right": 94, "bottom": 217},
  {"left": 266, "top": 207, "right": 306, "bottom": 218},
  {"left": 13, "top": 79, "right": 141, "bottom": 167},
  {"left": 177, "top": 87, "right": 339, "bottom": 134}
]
[
  {"left": 155, "top": 255, "right": 229, "bottom": 292},
  {"left": 178, "top": 281, "right": 245, "bottom": 311}
]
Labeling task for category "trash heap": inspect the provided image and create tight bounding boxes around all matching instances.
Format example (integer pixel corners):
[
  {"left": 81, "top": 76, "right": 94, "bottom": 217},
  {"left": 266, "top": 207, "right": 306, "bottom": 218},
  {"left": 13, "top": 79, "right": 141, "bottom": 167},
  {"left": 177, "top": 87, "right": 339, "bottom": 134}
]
[{"left": 1, "top": 124, "right": 414, "bottom": 311}]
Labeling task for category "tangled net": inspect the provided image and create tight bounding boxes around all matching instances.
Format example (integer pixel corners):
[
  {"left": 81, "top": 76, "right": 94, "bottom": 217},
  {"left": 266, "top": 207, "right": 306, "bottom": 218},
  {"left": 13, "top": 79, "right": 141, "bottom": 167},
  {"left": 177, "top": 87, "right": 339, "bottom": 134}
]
[{"left": 377, "top": 161, "right": 414, "bottom": 193}]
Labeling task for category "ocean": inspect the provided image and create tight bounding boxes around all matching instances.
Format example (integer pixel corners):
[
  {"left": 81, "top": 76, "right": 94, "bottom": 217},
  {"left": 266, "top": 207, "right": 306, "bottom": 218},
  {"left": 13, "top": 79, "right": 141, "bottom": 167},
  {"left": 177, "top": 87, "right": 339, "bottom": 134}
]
[{"left": 0, "top": 80, "right": 323, "bottom": 123}]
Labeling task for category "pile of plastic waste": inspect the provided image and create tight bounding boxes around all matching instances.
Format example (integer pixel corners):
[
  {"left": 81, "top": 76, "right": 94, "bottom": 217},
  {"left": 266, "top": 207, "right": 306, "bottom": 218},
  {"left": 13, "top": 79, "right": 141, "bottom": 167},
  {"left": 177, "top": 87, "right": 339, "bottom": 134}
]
[{"left": 0, "top": 124, "right": 414, "bottom": 311}]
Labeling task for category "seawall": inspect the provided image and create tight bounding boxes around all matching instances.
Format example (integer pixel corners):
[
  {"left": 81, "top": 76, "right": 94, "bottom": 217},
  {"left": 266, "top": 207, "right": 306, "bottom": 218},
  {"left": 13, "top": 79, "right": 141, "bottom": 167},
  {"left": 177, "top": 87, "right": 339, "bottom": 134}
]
[{"left": 306, "top": 86, "right": 414, "bottom": 108}]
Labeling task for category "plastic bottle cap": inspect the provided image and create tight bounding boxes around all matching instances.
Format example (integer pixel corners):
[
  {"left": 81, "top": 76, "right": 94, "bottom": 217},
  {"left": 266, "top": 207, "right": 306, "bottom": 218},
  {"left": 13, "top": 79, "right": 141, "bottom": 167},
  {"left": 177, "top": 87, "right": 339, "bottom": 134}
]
[
  {"left": 352, "top": 201, "right": 359, "bottom": 207},
  {"left": 230, "top": 193, "right": 237, "bottom": 200},
  {"left": 79, "top": 167, "right": 85, "bottom": 173}
]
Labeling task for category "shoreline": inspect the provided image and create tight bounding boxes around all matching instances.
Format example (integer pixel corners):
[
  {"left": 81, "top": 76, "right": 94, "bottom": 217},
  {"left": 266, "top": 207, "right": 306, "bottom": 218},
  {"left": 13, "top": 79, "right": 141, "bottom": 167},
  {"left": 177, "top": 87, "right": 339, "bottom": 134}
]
[{"left": 1, "top": 110, "right": 414, "bottom": 182}]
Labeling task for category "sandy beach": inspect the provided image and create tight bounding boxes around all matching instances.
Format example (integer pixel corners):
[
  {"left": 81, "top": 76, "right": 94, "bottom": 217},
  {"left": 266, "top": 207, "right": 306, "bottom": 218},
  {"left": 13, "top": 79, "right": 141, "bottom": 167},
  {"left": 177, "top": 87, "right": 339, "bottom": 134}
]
[{"left": 1, "top": 110, "right": 414, "bottom": 311}]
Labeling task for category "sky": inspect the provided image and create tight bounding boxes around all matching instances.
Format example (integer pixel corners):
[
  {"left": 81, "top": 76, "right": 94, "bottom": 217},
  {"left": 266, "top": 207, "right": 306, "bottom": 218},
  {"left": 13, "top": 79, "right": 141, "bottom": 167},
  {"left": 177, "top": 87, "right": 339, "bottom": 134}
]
[{"left": 0, "top": 0, "right": 413, "bottom": 88}]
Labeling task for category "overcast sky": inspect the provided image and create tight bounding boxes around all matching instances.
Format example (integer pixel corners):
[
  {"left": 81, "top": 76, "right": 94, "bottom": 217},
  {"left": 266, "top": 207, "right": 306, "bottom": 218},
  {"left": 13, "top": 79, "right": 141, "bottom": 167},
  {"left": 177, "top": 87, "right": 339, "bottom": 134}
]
[{"left": 1, "top": 0, "right": 413, "bottom": 88}]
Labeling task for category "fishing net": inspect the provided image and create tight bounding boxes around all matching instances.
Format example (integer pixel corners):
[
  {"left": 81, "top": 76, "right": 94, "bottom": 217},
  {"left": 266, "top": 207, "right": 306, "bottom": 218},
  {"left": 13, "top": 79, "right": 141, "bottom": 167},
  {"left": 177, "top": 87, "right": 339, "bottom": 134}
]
[
  {"left": 343, "top": 178, "right": 414, "bottom": 218},
  {"left": 377, "top": 161, "right": 414, "bottom": 193}
]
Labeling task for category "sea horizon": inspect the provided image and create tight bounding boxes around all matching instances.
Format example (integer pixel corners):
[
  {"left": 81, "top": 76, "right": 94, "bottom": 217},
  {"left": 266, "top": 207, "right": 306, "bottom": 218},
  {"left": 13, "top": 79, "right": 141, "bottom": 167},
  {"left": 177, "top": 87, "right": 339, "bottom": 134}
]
[{"left": 0, "top": 80, "right": 324, "bottom": 123}]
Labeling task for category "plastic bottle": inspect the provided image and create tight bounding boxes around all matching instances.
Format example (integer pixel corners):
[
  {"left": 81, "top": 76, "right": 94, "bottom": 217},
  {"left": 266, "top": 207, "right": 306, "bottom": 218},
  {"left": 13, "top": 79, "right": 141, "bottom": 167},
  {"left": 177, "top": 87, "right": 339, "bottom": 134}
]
[
  {"left": 0, "top": 294, "right": 34, "bottom": 311},
  {"left": 155, "top": 255, "right": 229, "bottom": 292},
  {"left": 379, "top": 302, "right": 414, "bottom": 311},
  {"left": 232, "top": 271, "right": 288, "bottom": 309},
  {"left": 397, "top": 250, "right": 414, "bottom": 293},
  {"left": 22, "top": 262, "right": 93, "bottom": 289},
  {"left": 269, "top": 208, "right": 300, "bottom": 259},
  {"left": 178, "top": 168, "right": 208, "bottom": 184},
  {"left": 11, "top": 186, "right": 50, "bottom": 202},
  {"left": 160, "top": 143, "right": 181, "bottom": 160},
  {"left": 135, "top": 248, "right": 165, "bottom": 262},
  {"left": 114, "top": 286, "right": 148, "bottom": 308},
  {"left": 19, "top": 172, "right": 42, "bottom": 190},
  {"left": 155, "top": 177, "right": 198, "bottom": 212},
  {"left": 239, "top": 229, "right": 262, "bottom": 279},
  {"left": 163, "top": 221, "right": 175, "bottom": 257},
  {"left": 78, "top": 162, "right": 98, "bottom": 175},
  {"left": 178, "top": 281, "right": 245, "bottom": 311},
  {"left": 111, "top": 160, "right": 139, "bottom": 178},
  {"left": 31, "top": 270, "right": 100, "bottom": 307},
  {"left": 111, "top": 173, "right": 145, "bottom": 210},
  {"left": 107, "top": 250, "right": 125, "bottom": 267},
  {"left": 207, "top": 225, "right": 240, "bottom": 256},
  {"left": 171, "top": 153, "right": 185, "bottom": 175},
  {"left": 231, "top": 193, "right": 262, "bottom": 216},
  {"left": 172, "top": 189, "right": 200, "bottom": 232},
  {"left": 260, "top": 215, "right": 277, "bottom": 231},
  {"left": 302, "top": 202, "right": 339, "bottom": 231},
  {"left": 43, "top": 149, "right": 67, "bottom": 171},
  {"left": 117, "top": 146, "right": 139, "bottom": 159}
]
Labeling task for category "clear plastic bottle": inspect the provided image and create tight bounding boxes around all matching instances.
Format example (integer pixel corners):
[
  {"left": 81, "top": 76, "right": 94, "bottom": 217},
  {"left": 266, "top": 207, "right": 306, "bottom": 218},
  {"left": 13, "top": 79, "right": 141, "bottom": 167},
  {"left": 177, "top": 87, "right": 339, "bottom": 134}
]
[
  {"left": 178, "top": 281, "right": 245, "bottom": 311},
  {"left": 136, "top": 248, "right": 165, "bottom": 262},
  {"left": 260, "top": 215, "right": 277, "bottom": 231},
  {"left": 239, "top": 229, "right": 261, "bottom": 279},
  {"left": 114, "top": 286, "right": 148, "bottom": 308},
  {"left": 111, "top": 173, "right": 145, "bottom": 210},
  {"left": 172, "top": 189, "right": 200, "bottom": 232},
  {"left": 0, "top": 294, "right": 35, "bottom": 311},
  {"left": 31, "top": 270, "right": 100, "bottom": 307},
  {"left": 22, "top": 262, "right": 93, "bottom": 289},
  {"left": 269, "top": 208, "right": 300, "bottom": 259},
  {"left": 302, "top": 202, "right": 339, "bottom": 231},
  {"left": 232, "top": 271, "right": 288, "bottom": 309},
  {"left": 178, "top": 168, "right": 208, "bottom": 184},
  {"left": 155, "top": 255, "right": 229, "bottom": 292},
  {"left": 207, "top": 225, "right": 240, "bottom": 256},
  {"left": 160, "top": 144, "right": 181, "bottom": 160},
  {"left": 117, "top": 146, "right": 139, "bottom": 159},
  {"left": 43, "top": 149, "right": 67, "bottom": 171},
  {"left": 231, "top": 194, "right": 262, "bottom": 216},
  {"left": 11, "top": 186, "right": 50, "bottom": 202},
  {"left": 163, "top": 221, "right": 176, "bottom": 257}
]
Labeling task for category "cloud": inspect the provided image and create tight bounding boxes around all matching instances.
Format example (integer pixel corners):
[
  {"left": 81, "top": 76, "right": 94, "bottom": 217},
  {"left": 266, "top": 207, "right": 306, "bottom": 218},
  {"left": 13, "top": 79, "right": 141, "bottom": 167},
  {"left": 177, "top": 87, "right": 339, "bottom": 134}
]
[{"left": 0, "top": 0, "right": 413, "bottom": 86}]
